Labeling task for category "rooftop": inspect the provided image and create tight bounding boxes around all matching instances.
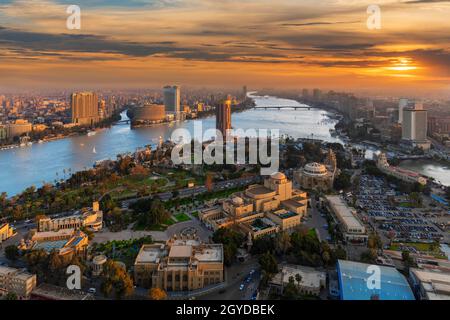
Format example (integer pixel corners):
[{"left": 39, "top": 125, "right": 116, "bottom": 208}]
[
  {"left": 326, "top": 196, "right": 366, "bottom": 232},
  {"left": 135, "top": 244, "right": 164, "bottom": 264},
  {"left": 337, "top": 260, "right": 415, "bottom": 300},
  {"left": 270, "top": 264, "right": 326, "bottom": 289},
  {"left": 169, "top": 245, "right": 193, "bottom": 258}
]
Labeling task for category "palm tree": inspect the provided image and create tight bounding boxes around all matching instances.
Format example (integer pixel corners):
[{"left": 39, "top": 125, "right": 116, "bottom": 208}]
[{"left": 295, "top": 273, "right": 302, "bottom": 290}]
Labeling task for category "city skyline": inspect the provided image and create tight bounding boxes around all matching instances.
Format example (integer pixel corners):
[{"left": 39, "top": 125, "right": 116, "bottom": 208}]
[{"left": 0, "top": 0, "right": 450, "bottom": 96}]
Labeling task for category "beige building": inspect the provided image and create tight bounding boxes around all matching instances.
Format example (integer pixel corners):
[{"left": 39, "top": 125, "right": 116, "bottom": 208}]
[
  {"left": 0, "top": 223, "right": 15, "bottom": 244},
  {"left": 71, "top": 92, "right": 99, "bottom": 126},
  {"left": 6, "top": 119, "right": 32, "bottom": 139},
  {"left": 38, "top": 202, "right": 103, "bottom": 232},
  {"left": 19, "top": 229, "right": 89, "bottom": 262},
  {"left": 410, "top": 268, "right": 450, "bottom": 300},
  {"left": 325, "top": 195, "right": 368, "bottom": 244},
  {"left": 134, "top": 235, "right": 224, "bottom": 292},
  {"left": 295, "top": 149, "right": 338, "bottom": 191},
  {"left": 200, "top": 172, "right": 308, "bottom": 239},
  {"left": 0, "top": 266, "right": 37, "bottom": 299}
]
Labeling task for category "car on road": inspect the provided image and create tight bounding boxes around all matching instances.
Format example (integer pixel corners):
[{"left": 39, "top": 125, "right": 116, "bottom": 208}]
[
  {"left": 88, "top": 288, "right": 96, "bottom": 294},
  {"left": 239, "top": 284, "right": 245, "bottom": 291}
]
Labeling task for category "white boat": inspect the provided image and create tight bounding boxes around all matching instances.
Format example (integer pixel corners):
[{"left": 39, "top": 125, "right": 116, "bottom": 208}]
[
  {"left": 93, "top": 147, "right": 97, "bottom": 154},
  {"left": 27, "top": 142, "right": 33, "bottom": 147},
  {"left": 87, "top": 131, "right": 96, "bottom": 137},
  {"left": 38, "top": 140, "right": 44, "bottom": 144}
]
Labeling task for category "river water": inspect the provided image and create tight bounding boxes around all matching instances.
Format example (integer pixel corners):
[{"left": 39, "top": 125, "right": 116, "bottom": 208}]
[{"left": 0, "top": 93, "right": 448, "bottom": 196}]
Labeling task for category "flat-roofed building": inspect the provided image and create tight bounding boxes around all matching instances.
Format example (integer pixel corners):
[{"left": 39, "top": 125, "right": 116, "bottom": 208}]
[
  {"left": 134, "top": 235, "right": 224, "bottom": 292},
  {"left": 409, "top": 268, "right": 450, "bottom": 300},
  {"left": 269, "top": 264, "right": 326, "bottom": 296},
  {"left": 326, "top": 195, "right": 368, "bottom": 244},
  {"left": 0, "top": 266, "right": 37, "bottom": 299},
  {"left": 38, "top": 202, "right": 103, "bottom": 232}
]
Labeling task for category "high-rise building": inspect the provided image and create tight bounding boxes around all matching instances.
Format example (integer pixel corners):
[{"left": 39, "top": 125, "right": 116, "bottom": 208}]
[
  {"left": 163, "top": 85, "right": 180, "bottom": 117},
  {"left": 402, "top": 102, "right": 430, "bottom": 150},
  {"left": 398, "top": 98, "right": 408, "bottom": 124},
  {"left": 71, "top": 92, "right": 99, "bottom": 126},
  {"left": 302, "top": 89, "right": 309, "bottom": 98},
  {"left": 313, "top": 88, "right": 322, "bottom": 101},
  {"left": 216, "top": 95, "right": 232, "bottom": 138}
]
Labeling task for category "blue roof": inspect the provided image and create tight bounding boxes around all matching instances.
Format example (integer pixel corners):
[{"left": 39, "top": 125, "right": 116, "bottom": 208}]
[{"left": 337, "top": 260, "right": 415, "bottom": 300}]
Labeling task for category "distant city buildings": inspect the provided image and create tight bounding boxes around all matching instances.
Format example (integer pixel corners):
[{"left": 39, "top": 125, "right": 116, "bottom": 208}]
[
  {"left": 295, "top": 149, "right": 338, "bottom": 191},
  {"left": 71, "top": 92, "right": 100, "bottom": 126},
  {"left": 163, "top": 85, "right": 181, "bottom": 118},
  {"left": 398, "top": 98, "right": 409, "bottom": 124},
  {"left": 134, "top": 234, "right": 224, "bottom": 292},
  {"left": 401, "top": 101, "right": 430, "bottom": 150},
  {"left": 215, "top": 95, "right": 232, "bottom": 138},
  {"left": 0, "top": 266, "right": 37, "bottom": 299},
  {"left": 376, "top": 153, "right": 427, "bottom": 185},
  {"left": 200, "top": 172, "right": 308, "bottom": 239}
]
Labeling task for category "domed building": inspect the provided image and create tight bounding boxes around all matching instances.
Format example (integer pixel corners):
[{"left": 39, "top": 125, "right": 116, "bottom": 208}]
[{"left": 295, "top": 149, "right": 338, "bottom": 191}]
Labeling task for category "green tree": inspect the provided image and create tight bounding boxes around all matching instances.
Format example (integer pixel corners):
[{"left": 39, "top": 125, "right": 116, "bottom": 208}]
[
  {"left": 100, "top": 260, "right": 134, "bottom": 299},
  {"left": 282, "top": 277, "right": 299, "bottom": 300},
  {"left": 4, "top": 245, "right": 19, "bottom": 261},
  {"left": 259, "top": 252, "right": 278, "bottom": 274}
]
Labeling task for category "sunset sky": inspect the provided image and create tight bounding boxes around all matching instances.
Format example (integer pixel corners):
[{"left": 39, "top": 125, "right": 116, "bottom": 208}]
[{"left": 1, "top": 0, "right": 450, "bottom": 96}]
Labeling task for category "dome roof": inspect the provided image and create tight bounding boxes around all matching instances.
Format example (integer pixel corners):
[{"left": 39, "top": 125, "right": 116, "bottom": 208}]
[
  {"left": 93, "top": 255, "right": 107, "bottom": 265},
  {"left": 270, "top": 172, "right": 286, "bottom": 180},
  {"left": 232, "top": 197, "right": 244, "bottom": 206},
  {"left": 303, "top": 162, "right": 328, "bottom": 176}
]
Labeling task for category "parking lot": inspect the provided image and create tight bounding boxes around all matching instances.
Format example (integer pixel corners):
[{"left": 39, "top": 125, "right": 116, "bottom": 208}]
[{"left": 357, "top": 175, "right": 446, "bottom": 243}]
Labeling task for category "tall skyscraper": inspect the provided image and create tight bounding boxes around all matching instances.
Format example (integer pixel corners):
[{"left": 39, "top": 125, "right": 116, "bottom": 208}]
[
  {"left": 163, "top": 85, "right": 180, "bottom": 117},
  {"left": 398, "top": 98, "right": 408, "bottom": 124},
  {"left": 402, "top": 102, "right": 429, "bottom": 149},
  {"left": 71, "top": 92, "right": 99, "bottom": 126},
  {"left": 216, "top": 95, "right": 232, "bottom": 138}
]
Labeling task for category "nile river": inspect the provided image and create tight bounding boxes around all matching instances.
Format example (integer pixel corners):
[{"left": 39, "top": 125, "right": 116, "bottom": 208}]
[{"left": 0, "top": 94, "right": 449, "bottom": 196}]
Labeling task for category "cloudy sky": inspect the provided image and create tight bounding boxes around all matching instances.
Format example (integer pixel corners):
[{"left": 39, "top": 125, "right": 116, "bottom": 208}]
[{"left": 1, "top": 0, "right": 450, "bottom": 95}]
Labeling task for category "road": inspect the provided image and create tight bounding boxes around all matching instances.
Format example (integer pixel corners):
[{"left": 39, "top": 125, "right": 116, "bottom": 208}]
[
  {"left": 201, "top": 257, "right": 260, "bottom": 300},
  {"left": 122, "top": 175, "right": 260, "bottom": 208},
  {"left": 303, "top": 196, "right": 330, "bottom": 242}
]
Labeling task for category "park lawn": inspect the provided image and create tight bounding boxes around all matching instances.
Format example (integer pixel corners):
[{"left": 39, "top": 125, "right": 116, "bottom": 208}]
[
  {"left": 174, "top": 213, "right": 191, "bottom": 222},
  {"left": 307, "top": 228, "right": 318, "bottom": 239},
  {"left": 390, "top": 242, "right": 446, "bottom": 259},
  {"left": 191, "top": 211, "right": 199, "bottom": 218}
]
